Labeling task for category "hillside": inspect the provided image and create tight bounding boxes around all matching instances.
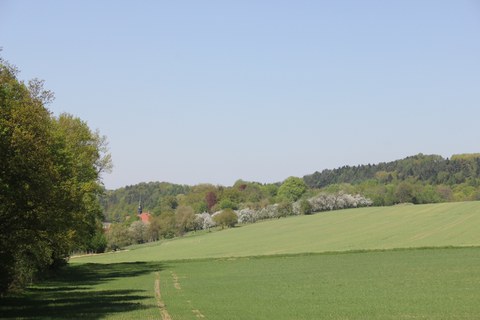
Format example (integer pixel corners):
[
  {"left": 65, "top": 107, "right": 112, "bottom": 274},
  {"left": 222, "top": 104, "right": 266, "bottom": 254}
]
[
  {"left": 75, "top": 201, "right": 480, "bottom": 264},
  {"left": 303, "top": 153, "right": 480, "bottom": 188},
  {"left": 100, "top": 153, "right": 480, "bottom": 222}
]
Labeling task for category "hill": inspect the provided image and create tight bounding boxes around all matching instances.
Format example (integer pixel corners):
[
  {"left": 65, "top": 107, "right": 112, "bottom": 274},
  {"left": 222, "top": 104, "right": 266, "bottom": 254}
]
[
  {"left": 303, "top": 153, "right": 480, "bottom": 188},
  {"left": 100, "top": 153, "right": 480, "bottom": 223},
  {"left": 75, "top": 201, "right": 480, "bottom": 264}
]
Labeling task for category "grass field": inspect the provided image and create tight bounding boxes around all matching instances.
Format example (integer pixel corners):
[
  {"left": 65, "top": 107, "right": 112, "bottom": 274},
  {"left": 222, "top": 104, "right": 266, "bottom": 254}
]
[
  {"left": 159, "top": 248, "right": 480, "bottom": 320},
  {"left": 74, "top": 201, "right": 480, "bottom": 264},
  {"left": 3, "top": 201, "right": 480, "bottom": 319}
]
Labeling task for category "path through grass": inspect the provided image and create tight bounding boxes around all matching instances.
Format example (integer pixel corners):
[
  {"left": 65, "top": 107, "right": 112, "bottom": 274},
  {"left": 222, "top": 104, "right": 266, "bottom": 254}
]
[
  {"left": 159, "top": 247, "right": 480, "bottom": 319},
  {"left": 4, "top": 247, "right": 480, "bottom": 319}
]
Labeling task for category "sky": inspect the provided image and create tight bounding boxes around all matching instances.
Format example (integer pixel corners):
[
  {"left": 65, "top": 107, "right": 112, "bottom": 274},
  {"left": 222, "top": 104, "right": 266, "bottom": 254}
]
[{"left": 1, "top": 1, "right": 479, "bottom": 189}]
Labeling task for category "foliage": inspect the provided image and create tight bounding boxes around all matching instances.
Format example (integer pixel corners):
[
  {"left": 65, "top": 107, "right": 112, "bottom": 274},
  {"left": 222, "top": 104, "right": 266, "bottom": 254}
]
[
  {"left": 294, "top": 199, "right": 313, "bottom": 215},
  {"left": 304, "top": 153, "right": 480, "bottom": 189},
  {"left": 129, "top": 221, "right": 148, "bottom": 244},
  {"left": 307, "top": 192, "right": 372, "bottom": 212},
  {"left": 0, "top": 58, "right": 111, "bottom": 293},
  {"left": 278, "top": 176, "right": 307, "bottom": 202},
  {"left": 75, "top": 201, "right": 480, "bottom": 264},
  {"left": 236, "top": 208, "right": 258, "bottom": 224},
  {"left": 101, "top": 182, "right": 189, "bottom": 221},
  {"left": 212, "top": 209, "right": 238, "bottom": 229},
  {"left": 106, "top": 224, "right": 131, "bottom": 251},
  {"left": 205, "top": 191, "right": 217, "bottom": 212},
  {"left": 175, "top": 205, "right": 196, "bottom": 235},
  {"left": 86, "top": 228, "right": 108, "bottom": 253},
  {"left": 194, "top": 212, "right": 216, "bottom": 230},
  {"left": 218, "top": 198, "right": 238, "bottom": 210},
  {"left": 101, "top": 180, "right": 284, "bottom": 225}
]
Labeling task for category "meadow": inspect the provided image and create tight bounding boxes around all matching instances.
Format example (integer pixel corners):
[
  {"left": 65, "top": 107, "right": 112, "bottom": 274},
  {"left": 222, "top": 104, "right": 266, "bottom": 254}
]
[
  {"left": 2, "top": 201, "right": 480, "bottom": 319},
  {"left": 75, "top": 201, "right": 480, "bottom": 264}
]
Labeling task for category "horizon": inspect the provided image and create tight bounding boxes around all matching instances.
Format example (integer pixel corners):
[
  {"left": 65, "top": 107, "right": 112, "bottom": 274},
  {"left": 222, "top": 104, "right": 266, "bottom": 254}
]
[{"left": 1, "top": 1, "right": 479, "bottom": 189}]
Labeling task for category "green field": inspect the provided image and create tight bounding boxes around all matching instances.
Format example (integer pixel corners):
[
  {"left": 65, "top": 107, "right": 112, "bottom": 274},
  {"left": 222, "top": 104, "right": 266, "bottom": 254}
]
[
  {"left": 3, "top": 202, "right": 480, "bottom": 319},
  {"left": 75, "top": 201, "right": 480, "bottom": 264},
  {"left": 159, "top": 248, "right": 480, "bottom": 320}
]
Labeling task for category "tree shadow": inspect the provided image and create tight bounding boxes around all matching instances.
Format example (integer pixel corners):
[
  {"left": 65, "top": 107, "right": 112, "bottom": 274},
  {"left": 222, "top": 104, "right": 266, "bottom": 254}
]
[{"left": 0, "top": 261, "right": 165, "bottom": 319}]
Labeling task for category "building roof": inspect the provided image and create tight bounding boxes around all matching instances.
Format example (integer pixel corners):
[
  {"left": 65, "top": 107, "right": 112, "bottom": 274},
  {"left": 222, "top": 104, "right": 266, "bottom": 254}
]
[{"left": 138, "top": 212, "right": 151, "bottom": 223}]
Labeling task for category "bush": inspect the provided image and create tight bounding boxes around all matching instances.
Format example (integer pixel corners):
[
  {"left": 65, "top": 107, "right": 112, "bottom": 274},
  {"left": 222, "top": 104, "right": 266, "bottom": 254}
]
[
  {"left": 213, "top": 209, "right": 238, "bottom": 229},
  {"left": 175, "top": 205, "right": 196, "bottom": 234},
  {"left": 277, "top": 202, "right": 293, "bottom": 218},
  {"left": 106, "top": 224, "right": 131, "bottom": 251},
  {"left": 88, "top": 232, "right": 107, "bottom": 253},
  {"left": 308, "top": 192, "right": 372, "bottom": 212},
  {"left": 194, "top": 212, "right": 216, "bottom": 230},
  {"left": 236, "top": 208, "right": 257, "bottom": 224},
  {"left": 218, "top": 199, "right": 238, "bottom": 210},
  {"left": 293, "top": 199, "right": 313, "bottom": 215}
]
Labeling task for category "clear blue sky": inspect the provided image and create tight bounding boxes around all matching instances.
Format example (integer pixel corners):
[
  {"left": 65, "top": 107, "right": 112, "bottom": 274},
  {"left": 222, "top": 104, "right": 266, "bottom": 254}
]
[{"left": 1, "top": 1, "right": 479, "bottom": 189}]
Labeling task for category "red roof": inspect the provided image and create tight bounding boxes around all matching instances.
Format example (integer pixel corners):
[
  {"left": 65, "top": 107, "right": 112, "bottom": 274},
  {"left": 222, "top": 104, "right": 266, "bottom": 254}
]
[{"left": 138, "top": 212, "right": 151, "bottom": 223}]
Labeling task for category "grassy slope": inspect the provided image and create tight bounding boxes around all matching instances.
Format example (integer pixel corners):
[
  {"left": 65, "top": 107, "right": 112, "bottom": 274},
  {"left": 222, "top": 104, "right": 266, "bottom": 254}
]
[{"left": 74, "top": 201, "right": 480, "bottom": 264}]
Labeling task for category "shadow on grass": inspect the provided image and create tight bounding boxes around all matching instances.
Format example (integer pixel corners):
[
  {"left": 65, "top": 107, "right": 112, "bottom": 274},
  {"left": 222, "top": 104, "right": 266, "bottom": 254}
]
[{"left": 0, "top": 261, "right": 165, "bottom": 319}]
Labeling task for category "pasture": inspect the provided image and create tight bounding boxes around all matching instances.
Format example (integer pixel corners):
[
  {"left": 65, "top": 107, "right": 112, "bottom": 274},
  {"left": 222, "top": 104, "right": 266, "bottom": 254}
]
[{"left": 2, "top": 201, "right": 480, "bottom": 319}]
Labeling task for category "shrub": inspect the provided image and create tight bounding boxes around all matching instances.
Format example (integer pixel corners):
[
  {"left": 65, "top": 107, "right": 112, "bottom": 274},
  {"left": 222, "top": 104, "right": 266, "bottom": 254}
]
[
  {"left": 213, "top": 209, "right": 238, "bottom": 229},
  {"left": 218, "top": 198, "right": 238, "bottom": 210},
  {"left": 277, "top": 202, "right": 293, "bottom": 218},
  {"left": 194, "top": 212, "right": 216, "bottom": 230},
  {"left": 308, "top": 192, "right": 372, "bottom": 212},
  {"left": 236, "top": 208, "right": 257, "bottom": 224},
  {"left": 293, "top": 199, "right": 313, "bottom": 215}
]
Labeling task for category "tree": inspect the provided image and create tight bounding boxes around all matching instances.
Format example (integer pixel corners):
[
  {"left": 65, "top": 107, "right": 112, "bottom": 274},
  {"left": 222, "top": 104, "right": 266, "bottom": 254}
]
[
  {"left": 175, "top": 205, "right": 195, "bottom": 234},
  {"left": 106, "top": 224, "right": 131, "bottom": 251},
  {"left": 205, "top": 191, "right": 217, "bottom": 212},
  {"left": 278, "top": 177, "right": 307, "bottom": 202},
  {"left": 213, "top": 209, "right": 238, "bottom": 229},
  {"left": 0, "top": 58, "right": 111, "bottom": 293},
  {"left": 395, "top": 181, "right": 415, "bottom": 204},
  {"left": 129, "top": 221, "right": 148, "bottom": 244},
  {"left": 218, "top": 198, "right": 238, "bottom": 210}
]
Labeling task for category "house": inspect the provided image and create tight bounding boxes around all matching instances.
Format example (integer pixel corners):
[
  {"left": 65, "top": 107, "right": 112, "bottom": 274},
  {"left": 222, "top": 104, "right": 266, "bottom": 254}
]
[
  {"left": 137, "top": 199, "right": 151, "bottom": 223},
  {"left": 138, "top": 212, "right": 151, "bottom": 223}
]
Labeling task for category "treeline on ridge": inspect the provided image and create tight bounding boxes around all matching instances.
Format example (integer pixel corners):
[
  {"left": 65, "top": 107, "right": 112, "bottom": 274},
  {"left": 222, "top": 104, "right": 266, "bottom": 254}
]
[
  {"left": 304, "top": 153, "right": 480, "bottom": 205},
  {"left": 103, "top": 153, "right": 480, "bottom": 224}
]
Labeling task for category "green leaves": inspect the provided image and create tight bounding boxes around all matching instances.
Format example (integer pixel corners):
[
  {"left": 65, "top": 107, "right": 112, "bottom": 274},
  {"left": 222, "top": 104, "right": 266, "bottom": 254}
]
[
  {"left": 0, "top": 59, "right": 111, "bottom": 293},
  {"left": 278, "top": 176, "right": 307, "bottom": 202}
]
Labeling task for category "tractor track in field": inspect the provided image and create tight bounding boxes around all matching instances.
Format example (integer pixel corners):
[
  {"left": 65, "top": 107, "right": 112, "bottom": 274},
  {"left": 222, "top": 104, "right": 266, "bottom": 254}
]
[
  {"left": 171, "top": 271, "right": 181, "bottom": 290},
  {"left": 154, "top": 272, "right": 172, "bottom": 320}
]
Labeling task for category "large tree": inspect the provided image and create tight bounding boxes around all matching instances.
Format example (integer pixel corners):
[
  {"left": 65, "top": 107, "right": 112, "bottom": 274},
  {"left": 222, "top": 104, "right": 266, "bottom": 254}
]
[
  {"left": 0, "top": 58, "right": 111, "bottom": 293},
  {"left": 278, "top": 176, "right": 307, "bottom": 202}
]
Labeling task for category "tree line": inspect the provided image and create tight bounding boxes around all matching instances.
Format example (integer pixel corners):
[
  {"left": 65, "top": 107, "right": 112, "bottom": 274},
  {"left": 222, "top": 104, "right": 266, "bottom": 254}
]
[
  {"left": 304, "top": 153, "right": 480, "bottom": 189},
  {"left": 102, "top": 153, "right": 480, "bottom": 224},
  {"left": 105, "top": 189, "right": 372, "bottom": 250},
  {"left": 0, "top": 58, "right": 111, "bottom": 294},
  {"left": 305, "top": 153, "right": 480, "bottom": 206}
]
